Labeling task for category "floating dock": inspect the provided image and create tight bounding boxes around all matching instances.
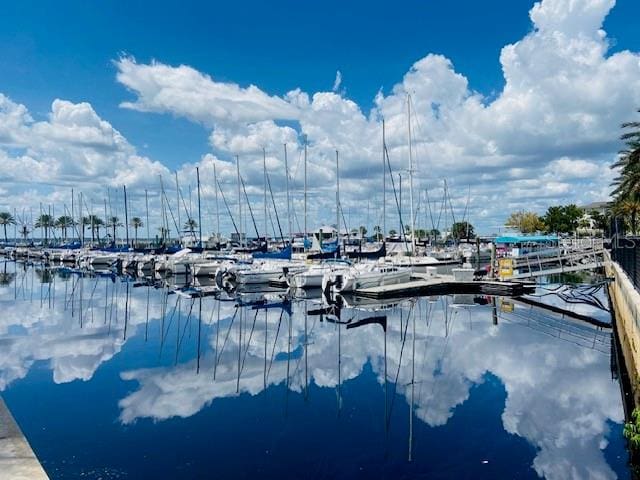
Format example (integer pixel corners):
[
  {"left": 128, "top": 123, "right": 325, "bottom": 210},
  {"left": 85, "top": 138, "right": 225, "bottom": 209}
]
[
  {"left": 353, "top": 273, "right": 536, "bottom": 299},
  {"left": 0, "top": 397, "right": 49, "bottom": 479}
]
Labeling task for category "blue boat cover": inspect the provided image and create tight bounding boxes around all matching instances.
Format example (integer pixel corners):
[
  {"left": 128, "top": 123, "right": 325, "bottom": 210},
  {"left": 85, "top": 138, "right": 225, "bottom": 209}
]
[{"left": 495, "top": 235, "right": 558, "bottom": 244}]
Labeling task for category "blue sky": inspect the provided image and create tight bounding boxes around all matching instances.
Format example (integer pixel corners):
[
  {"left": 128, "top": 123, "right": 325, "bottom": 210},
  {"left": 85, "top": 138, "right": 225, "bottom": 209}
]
[{"left": 1, "top": 0, "right": 640, "bottom": 234}]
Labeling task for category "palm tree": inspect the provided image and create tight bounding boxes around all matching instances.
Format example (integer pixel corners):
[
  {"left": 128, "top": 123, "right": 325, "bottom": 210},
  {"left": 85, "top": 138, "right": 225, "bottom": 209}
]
[
  {"left": 55, "top": 216, "right": 75, "bottom": 242},
  {"left": 0, "top": 212, "right": 16, "bottom": 242},
  {"left": 615, "top": 200, "right": 640, "bottom": 235},
  {"left": 35, "top": 214, "right": 55, "bottom": 245},
  {"left": 373, "top": 225, "right": 382, "bottom": 241},
  {"left": 83, "top": 215, "right": 103, "bottom": 243},
  {"left": 107, "top": 216, "right": 123, "bottom": 242},
  {"left": 19, "top": 223, "right": 29, "bottom": 241},
  {"left": 184, "top": 218, "right": 198, "bottom": 236},
  {"left": 612, "top": 109, "right": 640, "bottom": 218},
  {"left": 130, "top": 217, "right": 143, "bottom": 246}
]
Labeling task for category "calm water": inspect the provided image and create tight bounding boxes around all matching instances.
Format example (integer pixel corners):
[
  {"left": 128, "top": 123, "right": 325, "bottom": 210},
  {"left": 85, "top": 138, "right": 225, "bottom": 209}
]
[{"left": 0, "top": 260, "right": 630, "bottom": 479}]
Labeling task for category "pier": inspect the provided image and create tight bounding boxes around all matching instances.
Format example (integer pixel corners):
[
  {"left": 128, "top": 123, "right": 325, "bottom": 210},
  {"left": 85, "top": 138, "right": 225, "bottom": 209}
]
[
  {"left": 498, "top": 239, "right": 605, "bottom": 280},
  {"left": 0, "top": 397, "right": 48, "bottom": 480}
]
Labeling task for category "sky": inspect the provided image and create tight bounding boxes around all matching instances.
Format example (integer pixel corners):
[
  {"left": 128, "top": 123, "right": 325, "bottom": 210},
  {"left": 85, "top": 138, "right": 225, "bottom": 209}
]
[{"left": 1, "top": 0, "right": 640, "bottom": 237}]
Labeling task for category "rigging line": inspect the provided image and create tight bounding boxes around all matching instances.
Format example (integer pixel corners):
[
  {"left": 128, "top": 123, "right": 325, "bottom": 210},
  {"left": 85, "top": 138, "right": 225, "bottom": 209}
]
[
  {"left": 159, "top": 295, "right": 180, "bottom": 358},
  {"left": 215, "top": 306, "right": 240, "bottom": 367},
  {"left": 160, "top": 187, "right": 180, "bottom": 236},
  {"left": 385, "top": 144, "right": 408, "bottom": 249},
  {"left": 386, "top": 302, "right": 415, "bottom": 429},
  {"left": 425, "top": 188, "right": 436, "bottom": 233},
  {"left": 435, "top": 183, "right": 446, "bottom": 232},
  {"left": 177, "top": 177, "right": 196, "bottom": 236},
  {"left": 240, "top": 175, "right": 261, "bottom": 238},
  {"left": 216, "top": 179, "right": 241, "bottom": 238},
  {"left": 176, "top": 298, "right": 195, "bottom": 364},
  {"left": 266, "top": 309, "right": 285, "bottom": 383},
  {"left": 240, "top": 308, "right": 260, "bottom": 377},
  {"left": 266, "top": 172, "right": 284, "bottom": 241}
]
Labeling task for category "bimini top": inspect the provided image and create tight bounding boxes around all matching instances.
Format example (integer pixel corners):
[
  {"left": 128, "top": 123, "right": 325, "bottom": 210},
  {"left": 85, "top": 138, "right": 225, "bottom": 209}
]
[{"left": 495, "top": 234, "right": 559, "bottom": 244}]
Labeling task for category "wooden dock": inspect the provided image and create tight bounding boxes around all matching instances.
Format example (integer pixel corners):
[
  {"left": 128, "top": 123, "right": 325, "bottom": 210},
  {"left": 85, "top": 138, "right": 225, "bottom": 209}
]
[{"left": 353, "top": 274, "right": 535, "bottom": 299}]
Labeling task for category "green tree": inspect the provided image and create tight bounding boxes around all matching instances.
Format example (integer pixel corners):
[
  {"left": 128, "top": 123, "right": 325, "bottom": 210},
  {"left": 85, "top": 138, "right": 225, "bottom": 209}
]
[
  {"left": 83, "top": 215, "right": 103, "bottom": 243},
  {"left": 542, "top": 205, "right": 583, "bottom": 234},
  {"left": 614, "top": 200, "right": 640, "bottom": 235},
  {"left": 0, "top": 212, "right": 16, "bottom": 242},
  {"left": 35, "top": 214, "right": 55, "bottom": 245},
  {"left": 611, "top": 109, "right": 640, "bottom": 203},
  {"left": 358, "top": 226, "right": 367, "bottom": 238},
  {"left": 55, "top": 216, "right": 75, "bottom": 242},
  {"left": 184, "top": 218, "right": 198, "bottom": 235},
  {"left": 589, "top": 211, "right": 609, "bottom": 233},
  {"left": 451, "top": 222, "right": 475, "bottom": 240},
  {"left": 507, "top": 211, "right": 544, "bottom": 234},
  {"left": 389, "top": 229, "right": 397, "bottom": 236},
  {"left": 130, "top": 217, "right": 144, "bottom": 246},
  {"left": 373, "top": 225, "right": 382, "bottom": 241},
  {"left": 107, "top": 216, "right": 122, "bottom": 242}
]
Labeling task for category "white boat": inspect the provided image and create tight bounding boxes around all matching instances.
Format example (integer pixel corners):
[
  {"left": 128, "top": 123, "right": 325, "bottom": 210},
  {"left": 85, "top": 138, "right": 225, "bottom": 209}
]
[
  {"left": 287, "top": 261, "right": 351, "bottom": 289},
  {"left": 322, "top": 262, "right": 412, "bottom": 293},
  {"left": 234, "top": 261, "right": 306, "bottom": 285}
]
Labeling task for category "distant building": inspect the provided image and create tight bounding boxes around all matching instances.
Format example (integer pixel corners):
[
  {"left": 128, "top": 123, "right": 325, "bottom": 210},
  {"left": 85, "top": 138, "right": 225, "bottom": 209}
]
[
  {"left": 578, "top": 201, "right": 609, "bottom": 235},
  {"left": 581, "top": 201, "right": 609, "bottom": 216}
]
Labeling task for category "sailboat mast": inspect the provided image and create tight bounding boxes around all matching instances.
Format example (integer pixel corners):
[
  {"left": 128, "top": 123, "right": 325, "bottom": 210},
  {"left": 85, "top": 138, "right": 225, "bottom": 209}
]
[
  {"left": 336, "top": 150, "right": 340, "bottom": 242},
  {"left": 214, "top": 162, "right": 220, "bottom": 243},
  {"left": 145, "top": 189, "right": 150, "bottom": 245},
  {"left": 124, "top": 185, "right": 130, "bottom": 247},
  {"left": 284, "top": 143, "right": 292, "bottom": 243},
  {"left": 236, "top": 155, "right": 243, "bottom": 247},
  {"left": 382, "top": 119, "right": 386, "bottom": 243},
  {"left": 304, "top": 137, "right": 308, "bottom": 249},
  {"left": 175, "top": 172, "right": 181, "bottom": 242},
  {"left": 196, "top": 166, "right": 202, "bottom": 248},
  {"left": 263, "top": 148, "right": 268, "bottom": 245},
  {"left": 407, "top": 95, "right": 415, "bottom": 255}
]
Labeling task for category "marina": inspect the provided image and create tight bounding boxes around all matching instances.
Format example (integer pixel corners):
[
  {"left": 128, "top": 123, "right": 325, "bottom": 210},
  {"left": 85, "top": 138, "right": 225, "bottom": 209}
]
[
  {"left": 0, "top": 258, "right": 630, "bottom": 479},
  {"left": 1, "top": 0, "right": 640, "bottom": 477}
]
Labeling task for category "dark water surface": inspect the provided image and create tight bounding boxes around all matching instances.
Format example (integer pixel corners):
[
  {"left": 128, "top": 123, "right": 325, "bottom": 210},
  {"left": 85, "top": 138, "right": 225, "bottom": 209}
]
[{"left": 0, "top": 261, "right": 630, "bottom": 479}]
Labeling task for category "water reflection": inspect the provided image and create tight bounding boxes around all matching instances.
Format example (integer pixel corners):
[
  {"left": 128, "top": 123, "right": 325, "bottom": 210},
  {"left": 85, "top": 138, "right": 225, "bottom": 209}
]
[{"left": 0, "top": 260, "right": 627, "bottom": 479}]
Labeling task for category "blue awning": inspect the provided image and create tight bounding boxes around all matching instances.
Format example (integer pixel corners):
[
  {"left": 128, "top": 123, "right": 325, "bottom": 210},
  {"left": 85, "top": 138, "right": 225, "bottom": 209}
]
[{"left": 495, "top": 235, "right": 558, "bottom": 244}]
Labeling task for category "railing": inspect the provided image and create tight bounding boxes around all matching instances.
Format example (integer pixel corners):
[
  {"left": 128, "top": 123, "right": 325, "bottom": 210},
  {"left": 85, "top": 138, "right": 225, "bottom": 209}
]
[{"left": 611, "top": 236, "right": 640, "bottom": 291}]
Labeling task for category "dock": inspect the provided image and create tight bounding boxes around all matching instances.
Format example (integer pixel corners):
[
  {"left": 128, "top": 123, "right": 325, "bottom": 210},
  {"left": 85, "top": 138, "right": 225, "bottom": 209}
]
[
  {"left": 353, "top": 273, "right": 535, "bottom": 299},
  {"left": 0, "top": 397, "right": 49, "bottom": 479}
]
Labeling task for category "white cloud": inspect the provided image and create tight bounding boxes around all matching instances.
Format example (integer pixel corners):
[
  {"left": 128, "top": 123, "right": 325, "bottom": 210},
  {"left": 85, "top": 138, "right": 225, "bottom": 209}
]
[
  {"left": 332, "top": 70, "right": 342, "bottom": 92},
  {"left": 2, "top": 0, "right": 640, "bottom": 233}
]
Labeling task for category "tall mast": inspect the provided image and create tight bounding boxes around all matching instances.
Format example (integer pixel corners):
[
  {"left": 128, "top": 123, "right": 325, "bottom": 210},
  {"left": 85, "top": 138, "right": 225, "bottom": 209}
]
[
  {"left": 236, "top": 155, "right": 243, "bottom": 247},
  {"left": 263, "top": 147, "right": 268, "bottom": 244},
  {"left": 196, "top": 167, "right": 202, "bottom": 248},
  {"left": 284, "top": 143, "right": 292, "bottom": 243},
  {"left": 175, "top": 171, "right": 181, "bottom": 242},
  {"left": 214, "top": 162, "right": 220, "bottom": 242},
  {"left": 124, "top": 185, "right": 130, "bottom": 248},
  {"left": 407, "top": 94, "right": 415, "bottom": 255},
  {"left": 382, "top": 119, "right": 386, "bottom": 242},
  {"left": 79, "top": 192, "right": 83, "bottom": 246},
  {"left": 336, "top": 150, "right": 340, "bottom": 242},
  {"left": 71, "top": 188, "right": 75, "bottom": 243},
  {"left": 145, "top": 189, "right": 150, "bottom": 245},
  {"left": 303, "top": 136, "right": 308, "bottom": 249}
]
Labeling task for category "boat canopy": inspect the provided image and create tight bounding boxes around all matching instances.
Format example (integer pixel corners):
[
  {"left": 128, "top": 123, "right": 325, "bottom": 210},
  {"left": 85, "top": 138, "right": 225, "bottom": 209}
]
[
  {"left": 495, "top": 235, "right": 558, "bottom": 244},
  {"left": 252, "top": 244, "right": 292, "bottom": 260}
]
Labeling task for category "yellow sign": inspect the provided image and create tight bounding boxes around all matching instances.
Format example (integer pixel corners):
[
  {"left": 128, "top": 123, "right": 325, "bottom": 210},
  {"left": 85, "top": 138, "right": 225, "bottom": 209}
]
[
  {"left": 500, "top": 299, "right": 514, "bottom": 313},
  {"left": 498, "top": 258, "right": 514, "bottom": 278}
]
